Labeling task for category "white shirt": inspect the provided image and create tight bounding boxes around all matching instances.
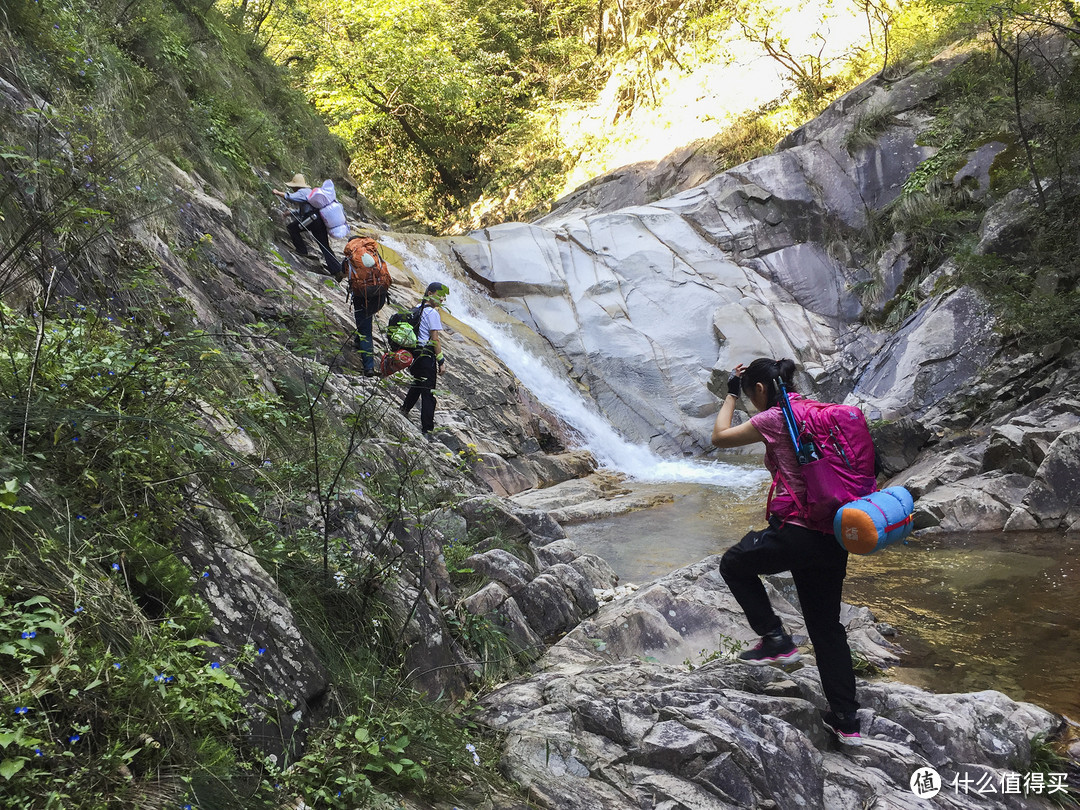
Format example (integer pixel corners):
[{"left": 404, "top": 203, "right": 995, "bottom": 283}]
[{"left": 418, "top": 306, "right": 443, "bottom": 346}]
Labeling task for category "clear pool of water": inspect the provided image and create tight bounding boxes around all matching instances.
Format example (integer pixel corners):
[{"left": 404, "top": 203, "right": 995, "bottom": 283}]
[{"left": 564, "top": 481, "right": 1080, "bottom": 720}]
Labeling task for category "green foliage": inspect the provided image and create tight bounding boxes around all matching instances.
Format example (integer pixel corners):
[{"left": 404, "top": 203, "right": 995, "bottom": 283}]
[
  {"left": 0, "top": 537, "right": 248, "bottom": 808},
  {"left": 683, "top": 635, "right": 744, "bottom": 669},
  {"left": 849, "top": 42, "right": 1080, "bottom": 338},
  {"left": 297, "top": 0, "right": 529, "bottom": 228},
  {"left": 2, "top": 0, "right": 345, "bottom": 201},
  {"left": 0, "top": 277, "right": 504, "bottom": 806},
  {"left": 266, "top": 529, "right": 506, "bottom": 807},
  {"left": 958, "top": 192, "right": 1080, "bottom": 346},
  {"left": 0, "top": 110, "right": 500, "bottom": 801},
  {"left": 851, "top": 648, "right": 884, "bottom": 677},
  {"left": 444, "top": 534, "right": 477, "bottom": 577},
  {"left": 702, "top": 109, "right": 786, "bottom": 173},
  {"left": 902, "top": 135, "right": 967, "bottom": 195},
  {"left": 260, "top": 698, "right": 495, "bottom": 807},
  {"left": 844, "top": 106, "right": 902, "bottom": 153},
  {"left": 1026, "top": 733, "right": 1080, "bottom": 807}
]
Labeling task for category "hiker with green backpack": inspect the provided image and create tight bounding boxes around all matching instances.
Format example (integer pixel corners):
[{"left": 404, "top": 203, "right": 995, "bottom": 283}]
[
  {"left": 711, "top": 357, "right": 878, "bottom": 747},
  {"left": 398, "top": 282, "right": 449, "bottom": 436}
]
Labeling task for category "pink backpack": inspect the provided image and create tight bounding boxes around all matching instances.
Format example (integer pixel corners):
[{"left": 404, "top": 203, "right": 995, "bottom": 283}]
[{"left": 771, "top": 394, "right": 878, "bottom": 534}]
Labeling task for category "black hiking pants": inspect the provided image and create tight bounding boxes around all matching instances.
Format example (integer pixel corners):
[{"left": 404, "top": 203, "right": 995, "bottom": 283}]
[
  {"left": 719, "top": 519, "right": 859, "bottom": 716},
  {"left": 401, "top": 351, "right": 437, "bottom": 433},
  {"left": 287, "top": 212, "right": 338, "bottom": 275}
]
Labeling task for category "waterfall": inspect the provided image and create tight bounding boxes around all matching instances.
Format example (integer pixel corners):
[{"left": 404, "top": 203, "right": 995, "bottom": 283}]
[{"left": 381, "top": 236, "right": 766, "bottom": 488}]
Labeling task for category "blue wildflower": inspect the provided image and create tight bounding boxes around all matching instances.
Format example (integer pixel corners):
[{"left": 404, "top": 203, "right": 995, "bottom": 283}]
[
  {"left": 257, "top": 647, "right": 266, "bottom": 655},
  {"left": 14, "top": 707, "right": 29, "bottom": 715},
  {"left": 113, "top": 662, "right": 122, "bottom": 669},
  {"left": 21, "top": 631, "right": 36, "bottom": 639},
  {"left": 69, "top": 734, "right": 80, "bottom": 743},
  {"left": 111, "top": 563, "right": 120, "bottom": 571},
  {"left": 210, "top": 662, "right": 220, "bottom": 669},
  {"left": 74, "top": 606, "right": 83, "bottom": 613}
]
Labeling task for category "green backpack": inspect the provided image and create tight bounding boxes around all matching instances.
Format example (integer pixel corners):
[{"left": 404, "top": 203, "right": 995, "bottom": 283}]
[{"left": 386, "top": 305, "right": 425, "bottom": 351}]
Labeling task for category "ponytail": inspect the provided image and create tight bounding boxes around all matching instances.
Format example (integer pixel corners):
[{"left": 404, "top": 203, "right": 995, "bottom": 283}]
[{"left": 742, "top": 357, "right": 797, "bottom": 408}]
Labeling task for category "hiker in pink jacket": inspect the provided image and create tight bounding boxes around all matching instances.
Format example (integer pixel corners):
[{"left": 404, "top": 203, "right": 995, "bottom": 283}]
[{"left": 711, "top": 357, "right": 866, "bottom": 746}]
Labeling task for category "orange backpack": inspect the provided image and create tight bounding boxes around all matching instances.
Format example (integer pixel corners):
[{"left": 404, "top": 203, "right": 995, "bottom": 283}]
[{"left": 343, "top": 237, "right": 392, "bottom": 307}]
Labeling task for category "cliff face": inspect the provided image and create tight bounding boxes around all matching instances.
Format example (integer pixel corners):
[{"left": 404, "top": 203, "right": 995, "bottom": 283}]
[{"left": 450, "top": 47, "right": 1080, "bottom": 535}]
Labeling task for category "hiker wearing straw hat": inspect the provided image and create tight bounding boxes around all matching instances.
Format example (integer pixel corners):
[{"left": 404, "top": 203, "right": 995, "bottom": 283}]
[{"left": 272, "top": 173, "right": 338, "bottom": 275}]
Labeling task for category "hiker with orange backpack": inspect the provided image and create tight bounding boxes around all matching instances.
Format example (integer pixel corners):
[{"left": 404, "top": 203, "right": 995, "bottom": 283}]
[
  {"left": 711, "top": 357, "right": 877, "bottom": 747},
  {"left": 340, "top": 236, "right": 392, "bottom": 376},
  {"left": 272, "top": 173, "right": 340, "bottom": 276}
]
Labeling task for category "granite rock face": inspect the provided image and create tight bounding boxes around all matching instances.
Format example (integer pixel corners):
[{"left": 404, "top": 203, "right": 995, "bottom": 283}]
[
  {"left": 452, "top": 60, "right": 966, "bottom": 457},
  {"left": 176, "top": 499, "right": 329, "bottom": 759},
  {"left": 478, "top": 557, "right": 1062, "bottom": 810}
]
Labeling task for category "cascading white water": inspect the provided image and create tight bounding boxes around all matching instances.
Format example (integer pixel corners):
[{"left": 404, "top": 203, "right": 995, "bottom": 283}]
[{"left": 382, "top": 236, "right": 765, "bottom": 488}]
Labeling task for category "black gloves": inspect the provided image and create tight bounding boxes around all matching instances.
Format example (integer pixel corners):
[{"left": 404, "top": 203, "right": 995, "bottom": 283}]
[{"left": 727, "top": 373, "right": 742, "bottom": 398}]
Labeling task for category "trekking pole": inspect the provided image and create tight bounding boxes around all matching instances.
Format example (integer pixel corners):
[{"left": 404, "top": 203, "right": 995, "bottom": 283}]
[
  {"left": 273, "top": 189, "right": 340, "bottom": 275},
  {"left": 775, "top": 377, "right": 819, "bottom": 464}
]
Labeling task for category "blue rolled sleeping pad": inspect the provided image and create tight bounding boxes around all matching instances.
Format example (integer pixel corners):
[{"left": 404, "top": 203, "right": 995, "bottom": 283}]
[{"left": 833, "top": 486, "right": 915, "bottom": 555}]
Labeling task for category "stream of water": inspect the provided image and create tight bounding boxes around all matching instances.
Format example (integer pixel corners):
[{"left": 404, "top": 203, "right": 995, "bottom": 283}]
[
  {"left": 564, "top": 483, "right": 1080, "bottom": 721},
  {"left": 385, "top": 235, "right": 1080, "bottom": 721},
  {"left": 381, "top": 235, "right": 767, "bottom": 488}
]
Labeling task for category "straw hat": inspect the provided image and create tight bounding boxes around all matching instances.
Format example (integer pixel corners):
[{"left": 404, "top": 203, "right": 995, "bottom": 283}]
[{"left": 284, "top": 173, "right": 309, "bottom": 189}]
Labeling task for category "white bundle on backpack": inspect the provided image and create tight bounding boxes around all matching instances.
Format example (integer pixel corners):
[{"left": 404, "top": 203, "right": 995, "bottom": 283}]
[
  {"left": 306, "top": 179, "right": 337, "bottom": 209},
  {"left": 320, "top": 200, "right": 349, "bottom": 238}
]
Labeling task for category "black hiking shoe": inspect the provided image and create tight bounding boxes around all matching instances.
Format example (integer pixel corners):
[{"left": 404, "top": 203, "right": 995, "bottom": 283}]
[
  {"left": 822, "top": 710, "right": 864, "bottom": 746},
  {"left": 738, "top": 632, "right": 801, "bottom": 666}
]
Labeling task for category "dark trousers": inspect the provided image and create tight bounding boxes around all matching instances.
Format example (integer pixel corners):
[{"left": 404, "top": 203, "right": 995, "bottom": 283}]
[
  {"left": 401, "top": 353, "right": 437, "bottom": 433},
  {"left": 287, "top": 214, "right": 337, "bottom": 275},
  {"left": 352, "top": 295, "right": 385, "bottom": 372},
  {"left": 719, "top": 520, "right": 859, "bottom": 715}
]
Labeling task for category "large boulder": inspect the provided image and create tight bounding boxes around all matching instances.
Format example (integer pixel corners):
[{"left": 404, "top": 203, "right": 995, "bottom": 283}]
[
  {"left": 851, "top": 286, "right": 1000, "bottom": 420},
  {"left": 477, "top": 557, "right": 1062, "bottom": 810},
  {"left": 890, "top": 347, "right": 1080, "bottom": 531},
  {"left": 1022, "top": 427, "right": 1080, "bottom": 530},
  {"left": 542, "top": 556, "right": 901, "bottom": 675}
]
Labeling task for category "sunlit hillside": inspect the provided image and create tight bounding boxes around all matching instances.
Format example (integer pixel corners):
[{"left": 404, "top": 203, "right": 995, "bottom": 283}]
[
  {"left": 214, "top": 0, "right": 948, "bottom": 231},
  {"left": 551, "top": 1, "right": 876, "bottom": 196}
]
